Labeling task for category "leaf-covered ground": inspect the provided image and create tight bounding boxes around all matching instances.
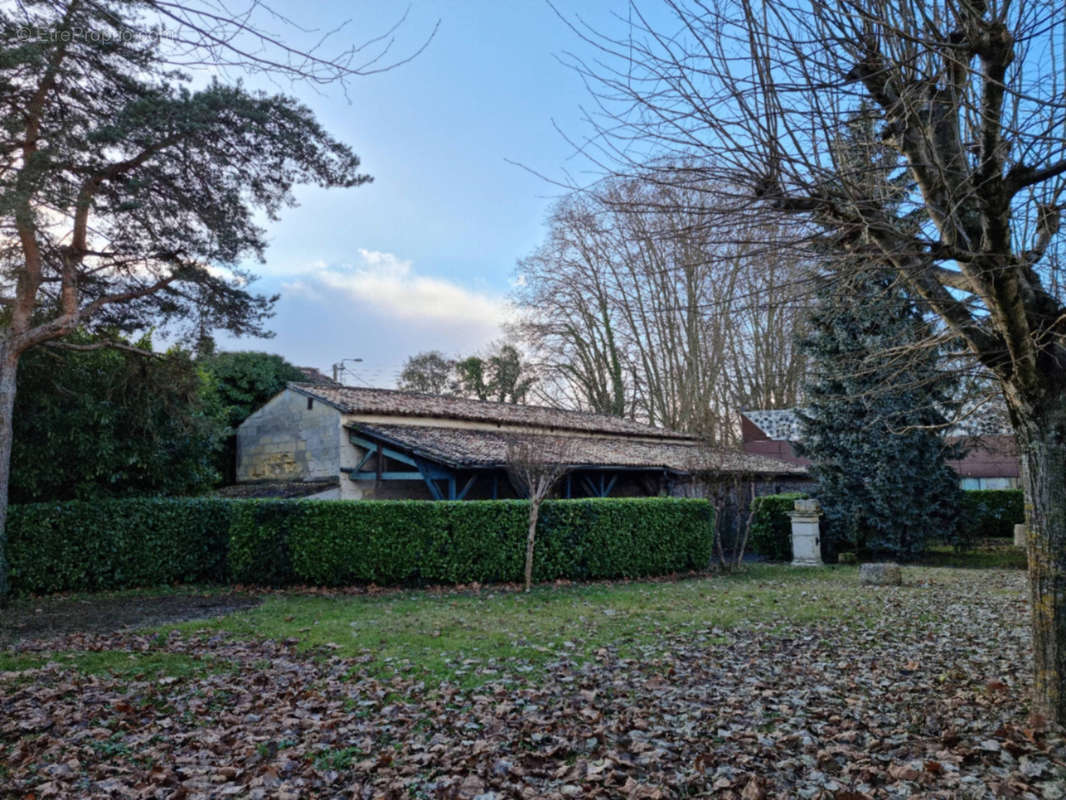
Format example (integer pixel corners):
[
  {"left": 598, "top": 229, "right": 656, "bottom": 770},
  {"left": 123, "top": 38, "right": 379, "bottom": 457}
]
[{"left": 2, "top": 568, "right": 1064, "bottom": 799}]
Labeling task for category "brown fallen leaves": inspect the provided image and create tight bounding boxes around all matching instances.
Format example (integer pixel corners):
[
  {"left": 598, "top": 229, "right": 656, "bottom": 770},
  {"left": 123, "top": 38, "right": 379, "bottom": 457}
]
[{"left": 2, "top": 570, "right": 1065, "bottom": 799}]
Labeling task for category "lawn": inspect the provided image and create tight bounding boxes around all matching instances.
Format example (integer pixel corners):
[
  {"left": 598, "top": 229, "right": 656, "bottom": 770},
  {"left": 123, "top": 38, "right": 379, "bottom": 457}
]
[
  {"left": 2, "top": 566, "right": 1063, "bottom": 799},
  {"left": 162, "top": 566, "right": 883, "bottom": 686}
]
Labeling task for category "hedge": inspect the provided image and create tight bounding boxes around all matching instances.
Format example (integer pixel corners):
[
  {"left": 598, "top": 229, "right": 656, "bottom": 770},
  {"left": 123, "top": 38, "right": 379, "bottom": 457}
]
[
  {"left": 234, "top": 497, "right": 716, "bottom": 586},
  {"left": 959, "top": 489, "right": 1025, "bottom": 539},
  {"left": 7, "top": 498, "right": 236, "bottom": 595},
  {"left": 6, "top": 496, "right": 715, "bottom": 594},
  {"left": 748, "top": 492, "right": 807, "bottom": 561},
  {"left": 745, "top": 489, "right": 1025, "bottom": 562}
]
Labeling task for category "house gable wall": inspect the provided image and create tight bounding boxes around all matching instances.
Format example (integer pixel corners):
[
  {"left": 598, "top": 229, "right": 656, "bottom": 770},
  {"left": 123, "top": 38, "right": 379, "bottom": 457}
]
[{"left": 237, "top": 389, "right": 342, "bottom": 482}]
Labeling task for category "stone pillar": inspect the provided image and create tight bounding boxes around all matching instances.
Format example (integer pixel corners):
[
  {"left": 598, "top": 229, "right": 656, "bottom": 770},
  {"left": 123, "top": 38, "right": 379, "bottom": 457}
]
[
  {"left": 1014, "top": 523, "right": 1027, "bottom": 548},
  {"left": 789, "top": 498, "right": 824, "bottom": 567}
]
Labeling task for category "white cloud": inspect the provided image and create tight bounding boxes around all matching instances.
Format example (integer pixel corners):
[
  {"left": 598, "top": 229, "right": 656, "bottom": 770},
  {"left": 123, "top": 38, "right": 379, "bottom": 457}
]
[
  {"left": 223, "top": 249, "right": 515, "bottom": 378},
  {"left": 279, "top": 279, "right": 323, "bottom": 302},
  {"left": 261, "top": 258, "right": 330, "bottom": 277},
  {"left": 292, "top": 249, "right": 512, "bottom": 328}
]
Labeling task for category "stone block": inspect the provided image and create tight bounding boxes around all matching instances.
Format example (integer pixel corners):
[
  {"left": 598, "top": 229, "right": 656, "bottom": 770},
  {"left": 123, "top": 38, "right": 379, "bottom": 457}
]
[
  {"left": 860, "top": 562, "right": 902, "bottom": 586},
  {"left": 1014, "top": 524, "right": 1027, "bottom": 548}
]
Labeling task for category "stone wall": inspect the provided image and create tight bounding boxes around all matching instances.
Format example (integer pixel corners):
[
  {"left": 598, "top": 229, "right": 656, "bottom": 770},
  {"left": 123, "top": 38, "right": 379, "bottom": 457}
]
[{"left": 237, "top": 390, "right": 343, "bottom": 482}]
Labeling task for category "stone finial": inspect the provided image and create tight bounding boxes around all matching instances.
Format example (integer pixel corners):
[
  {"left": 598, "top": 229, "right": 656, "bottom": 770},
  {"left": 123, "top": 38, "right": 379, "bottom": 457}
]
[
  {"left": 860, "top": 562, "right": 902, "bottom": 586},
  {"left": 794, "top": 498, "right": 821, "bottom": 514}
]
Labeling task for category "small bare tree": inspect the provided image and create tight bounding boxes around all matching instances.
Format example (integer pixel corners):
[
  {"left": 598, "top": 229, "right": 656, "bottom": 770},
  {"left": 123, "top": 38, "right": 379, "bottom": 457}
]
[
  {"left": 685, "top": 445, "right": 760, "bottom": 570},
  {"left": 505, "top": 435, "right": 575, "bottom": 592}
]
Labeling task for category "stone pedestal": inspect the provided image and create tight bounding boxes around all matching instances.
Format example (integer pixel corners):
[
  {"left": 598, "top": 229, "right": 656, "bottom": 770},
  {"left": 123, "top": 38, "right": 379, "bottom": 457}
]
[
  {"left": 789, "top": 498, "right": 823, "bottom": 566},
  {"left": 1014, "top": 524, "right": 1027, "bottom": 548},
  {"left": 860, "top": 562, "right": 902, "bottom": 586}
]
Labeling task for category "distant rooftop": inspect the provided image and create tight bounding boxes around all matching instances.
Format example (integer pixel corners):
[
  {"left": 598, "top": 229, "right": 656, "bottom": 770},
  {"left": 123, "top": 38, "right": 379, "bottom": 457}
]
[
  {"left": 743, "top": 404, "right": 1013, "bottom": 441},
  {"left": 295, "top": 367, "right": 340, "bottom": 387}
]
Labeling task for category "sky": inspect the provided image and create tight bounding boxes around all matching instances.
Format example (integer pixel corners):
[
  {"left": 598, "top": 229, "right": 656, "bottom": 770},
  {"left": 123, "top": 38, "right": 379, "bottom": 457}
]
[{"left": 211, "top": 1, "right": 645, "bottom": 387}]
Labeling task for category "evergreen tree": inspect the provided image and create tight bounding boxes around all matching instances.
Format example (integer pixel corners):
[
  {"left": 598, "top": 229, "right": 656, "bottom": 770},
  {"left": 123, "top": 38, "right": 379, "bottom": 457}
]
[
  {"left": 796, "top": 266, "right": 963, "bottom": 561},
  {"left": 201, "top": 351, "right": 307, "bottom": 483},
  {"left": 0, "top": 2, "right": 374, "bottom": 596},
  {"left": 11, "top": 334, "right": 226, "bottom": 502},
  {"left": 453, "top": 344, "right": 535, "bottom": 404}
]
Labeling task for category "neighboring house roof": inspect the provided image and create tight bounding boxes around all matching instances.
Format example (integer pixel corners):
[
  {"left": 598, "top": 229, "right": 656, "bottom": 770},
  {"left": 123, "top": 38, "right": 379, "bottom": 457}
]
[
  {"left": 295, "top": 367, "right": 341, "bottom": 387},
  {"left": 743, "top": 409, "right": 804, "bottom": 441},
  {"left": 351, "top": 423, "right": 808, "bottom": 476},
  {"left": 743, "top": 405, "right": 1014, "bottom": 442},
  {"left": 291, "top": 383, "right": 699, "bottom": 441}
]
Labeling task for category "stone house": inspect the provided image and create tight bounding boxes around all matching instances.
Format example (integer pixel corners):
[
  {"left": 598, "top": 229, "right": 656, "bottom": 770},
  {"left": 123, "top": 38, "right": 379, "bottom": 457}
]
[
  {"left": 231, "top": 383, "right": 807, "bottom": 501},
  {"left": 741, "top": 406, "right": 1020, "bottom": 490}
]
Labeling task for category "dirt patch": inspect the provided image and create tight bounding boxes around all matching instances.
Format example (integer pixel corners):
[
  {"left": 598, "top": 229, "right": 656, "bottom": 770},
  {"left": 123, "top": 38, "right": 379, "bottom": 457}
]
[{"left": 0, "top": 591, "right": 260, "bottom": 646}]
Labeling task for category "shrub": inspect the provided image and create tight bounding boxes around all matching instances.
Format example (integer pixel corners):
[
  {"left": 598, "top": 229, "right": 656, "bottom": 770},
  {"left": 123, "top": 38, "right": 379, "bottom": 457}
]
[
  {"left": 748, "top": 492, "right": 807, "bottom": 562},
  {"left": 7, "top": 498, "right": 236, "bottom": 595},
  {"left": 959, "top": 489, "right": 1025, "bottom": 540},
  {"left": 241, "top": 497, "right": 716, "bottom": 587},
  {"left": 7, "top": 496, "right": 715, "bottom": 594}
]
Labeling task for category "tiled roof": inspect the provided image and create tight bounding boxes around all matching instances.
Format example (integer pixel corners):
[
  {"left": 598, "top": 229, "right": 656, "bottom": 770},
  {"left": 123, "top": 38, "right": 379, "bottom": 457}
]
[
  {"left": 352, "top": 423, "right": 808, "bottom": 476},
  {"left": 744, "top": 405, "right": 1014, "bottom": 442},
  {"left": 295, "top": 367, "right": 341, "bottom": 387},
  {"left": 291, "top": 383, "right": 698, "bottom": 440}
]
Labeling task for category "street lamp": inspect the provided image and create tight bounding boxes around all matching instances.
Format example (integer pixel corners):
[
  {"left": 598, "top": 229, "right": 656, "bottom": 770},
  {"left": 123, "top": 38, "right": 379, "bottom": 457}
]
[{"left": 331, "top": 357, "right": 363, "bottom": 385}]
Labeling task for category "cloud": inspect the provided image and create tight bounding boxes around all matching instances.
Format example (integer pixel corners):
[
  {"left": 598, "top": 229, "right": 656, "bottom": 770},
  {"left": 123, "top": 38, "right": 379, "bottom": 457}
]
[
  {"left": 279, "top": 279, "right": 323, "bottom": 303},
  {"left": 299, "top": 249, "right": 512, "bottom": 328},
  {"left": 220, "top": 250, "right": 515, "bottom": 379}
]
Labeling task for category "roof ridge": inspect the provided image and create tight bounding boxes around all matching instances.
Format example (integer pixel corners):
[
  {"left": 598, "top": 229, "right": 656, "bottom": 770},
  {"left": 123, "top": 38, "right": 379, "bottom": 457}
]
[
  {"left": 289, "top": 382, "right": 698, "bottom": 440},
  {"left": 292, "top": 381, "right": 626, "bottom": 419}
]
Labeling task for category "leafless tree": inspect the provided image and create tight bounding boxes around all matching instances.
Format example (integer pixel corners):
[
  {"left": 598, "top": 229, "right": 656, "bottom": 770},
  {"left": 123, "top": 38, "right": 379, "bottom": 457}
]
[
  {"left": 514, "top": 193, "right": 634, "bottom": 417},
  {"left": 557, "top": 0, "right": 1066, "bottom": 721},
  {"left": 397, "top": 351, "right": 456, "bottom": 395},
  {"left": 514, "top": 175, "right": 810, "bottom": 443},
  {"left": 505, "top": 435, "right": 575, "bottom": 592},
  {"left": 683, "top": 449, "right": 759, "bottom": 570}
]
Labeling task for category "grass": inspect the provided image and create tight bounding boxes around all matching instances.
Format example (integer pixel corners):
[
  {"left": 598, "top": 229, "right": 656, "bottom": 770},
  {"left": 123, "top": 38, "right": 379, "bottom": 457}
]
[
  {"left": 157, "top": 565, "right": 892, "bottom": 686},
  {"left": 920, "top": 542, "right": 1027, "bottom": 570},
  {"left": 2, "top": 563, "right": 1023, "bottom": 690}
]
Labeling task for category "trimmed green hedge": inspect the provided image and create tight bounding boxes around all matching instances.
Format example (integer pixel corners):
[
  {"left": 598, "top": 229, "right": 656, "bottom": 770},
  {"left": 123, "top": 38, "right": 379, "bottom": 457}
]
[
  {"left": 7, "top": 497, "right": 715, "bottom": 594},
  {"left": 748, "top": 492, "right": 807, "bottom": 562},
  {"left": 234, "top": 497, "right": 716, "bottom": 586},
  {"left": 959, "top": 489, "right": 1025, "bottom": 539},
  {"left": 7, "top": 498, "right": 236, "bottom": 595}
]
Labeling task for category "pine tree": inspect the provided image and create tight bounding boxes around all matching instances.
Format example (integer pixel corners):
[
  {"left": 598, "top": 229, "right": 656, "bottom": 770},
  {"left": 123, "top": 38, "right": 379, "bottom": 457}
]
[{"left": 796, "top": 266, "right": 963, "bottom": 561}]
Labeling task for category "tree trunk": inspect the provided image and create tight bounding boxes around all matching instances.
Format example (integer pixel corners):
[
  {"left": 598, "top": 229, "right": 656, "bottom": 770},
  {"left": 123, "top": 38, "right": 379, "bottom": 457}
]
[
  {"left": 1016, "top": 399, "right": 1066, "bottom": 724},
  {"left": 0, "top": 344, "right": 19, "bottom": 601},
  {"left": 524, "top": 500, "right": 540, "bottom": 592}
]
